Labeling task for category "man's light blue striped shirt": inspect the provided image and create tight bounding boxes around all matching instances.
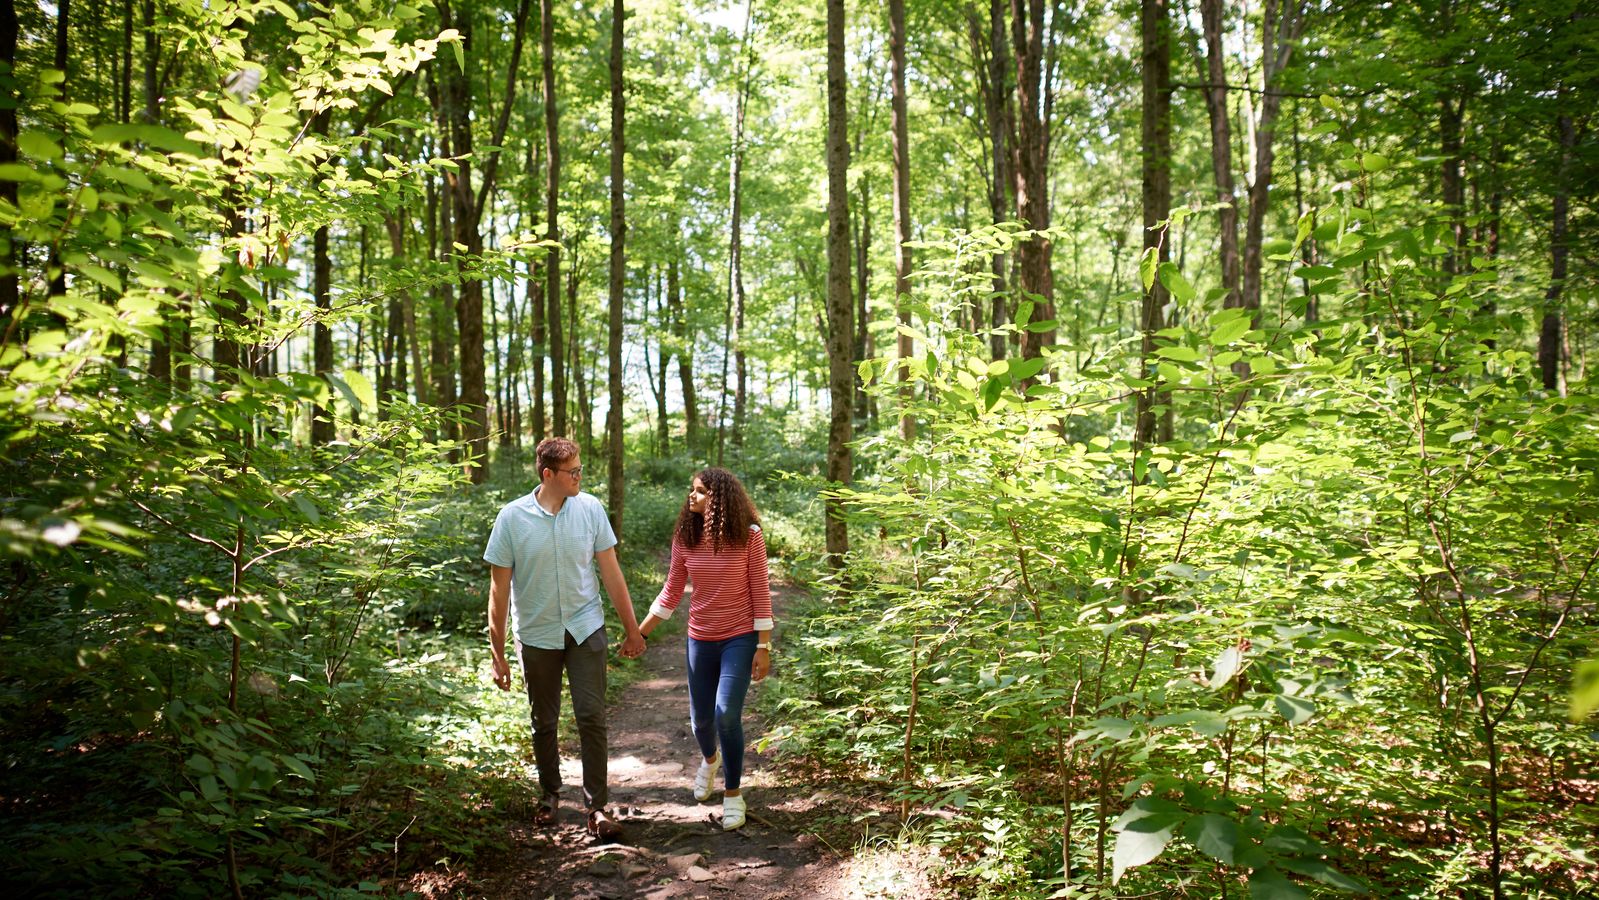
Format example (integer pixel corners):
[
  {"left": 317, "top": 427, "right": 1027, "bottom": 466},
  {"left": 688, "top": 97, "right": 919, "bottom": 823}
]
[{"left": 483, "top": 488, "right": 618, "bottom": 650}]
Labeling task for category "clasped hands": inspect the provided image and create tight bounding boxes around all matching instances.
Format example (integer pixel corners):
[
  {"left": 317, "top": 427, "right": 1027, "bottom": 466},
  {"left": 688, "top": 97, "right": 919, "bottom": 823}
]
[{"left": 618, "top": 629, "right": 647, "bottom": 660}]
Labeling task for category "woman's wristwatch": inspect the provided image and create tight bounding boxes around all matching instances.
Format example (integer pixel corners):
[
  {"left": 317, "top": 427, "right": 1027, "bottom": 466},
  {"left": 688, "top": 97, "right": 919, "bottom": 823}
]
[{"left": 756, "top": 642, "right": 771, "bottom": 652}]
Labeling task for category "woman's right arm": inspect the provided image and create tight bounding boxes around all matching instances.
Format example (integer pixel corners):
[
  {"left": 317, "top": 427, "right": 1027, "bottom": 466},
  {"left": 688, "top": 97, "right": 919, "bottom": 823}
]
[{"left": 643, "top": 541, "right": 689, "bottom": 636}]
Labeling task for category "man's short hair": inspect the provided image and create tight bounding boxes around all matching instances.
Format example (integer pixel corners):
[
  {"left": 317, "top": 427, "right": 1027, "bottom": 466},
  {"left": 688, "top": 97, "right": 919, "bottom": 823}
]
[{"left": 536, "top": 437, "right": 580, "bottom": 479}]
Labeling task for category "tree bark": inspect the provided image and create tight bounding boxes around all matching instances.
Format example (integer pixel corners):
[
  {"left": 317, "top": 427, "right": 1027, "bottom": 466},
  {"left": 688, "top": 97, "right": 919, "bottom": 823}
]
[
  {"left": 971, "top": 0, "right": 1014, "bottom": 360},
  {"left": 1197, "top": 0, "right": 1240, "bottom": 309},
  {"left": 542, "top": 0, "right": 566, "bottom": 437},
  {"left": 526, "top": 143, "right": 545, "bottom": 439},
  {"left": 1136, "top": 0, "right": 1172, "bottom": 450},
  {"left": 669, "top": 256, "right": 698, "bottom": 456},
  {"left": 729, "top": 0, "right": 753, "bottom": 450},
  {"left": 1541, "top": 112, "right": 1574, "bottom": 395},
  {"left": 889, "top": 0, "right": 914, "bottom": 440},
  {"left": 1011, "top": 0, "right": 1053, "bottom": 362},
  {"left": 853, "top": 177, "right": 871, "bottom": 427},
  {"left": 823, "top": 0, "right": 854, "bottom": 568},
  {"left": 606, "top": 0, "right": 626, "bottom": 535},
  {"left": 440, "top": 0, "right": 532, "bottom": 482},
  {"left": 1240, "top": 0, "right": 1306, "bottom": 313},
  {"left": 0, "top": 0, "right": 19, "bottom": 336},
  {"left": 311, "top": 219, "right": 335, "bottom": 444}
]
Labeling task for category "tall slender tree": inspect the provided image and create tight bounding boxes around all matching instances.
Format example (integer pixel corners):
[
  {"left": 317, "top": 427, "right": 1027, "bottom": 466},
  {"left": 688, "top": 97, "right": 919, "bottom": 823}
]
[
  {"left": 439, "top": 0, "right": 532, "bottom": 482},
  {"left": 1136, "top": 0, "right": 1171, "bottom": 450},
  {"left": 669, "top": 255, "right": 698, "bottom": 457},
  {"left": 1196, "top": 0, "right": 1239, "bottom": 309},
  {"left": 823, "top": 0, "right": 854, "bottom": 568},
  {"left": 888, "top": 0, "right": 913, "bottom": 439},
  {"left": 1240, "top": 0, "right": 1306, "bottom": 312},
  {"left": 1541, "top": 111, "right": 1575, "bottom": 395},
  {"left": 1011, "top": 0, "right": 1053, "bottom": 361},
  {"left": 542, "top": 0, "right": 566, "bottom": 438},
  {"left": 606, "top": 0, "right": 626, "bottom": 533},
  {"left": 0, "top": 0, "right": 19, "bottom": 335}
]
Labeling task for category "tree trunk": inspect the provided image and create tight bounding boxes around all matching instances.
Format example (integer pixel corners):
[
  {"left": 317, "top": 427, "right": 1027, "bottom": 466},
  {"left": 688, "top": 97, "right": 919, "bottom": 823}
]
[
  {"left": 1197, "top": 0, "right": 1240, "bottom": 309},
  {"left": 727, "top": 0, "right": 753, "bottom": 451},
  {"left": 973, "top": 0, "right": 1013, "bottom": 360},
  {"left": 653, "top": 269, "right": 670, "bottom": 454},
  {"left": 439, "top": 0, "right": 530, "bottom": 481},
  {"left": 1136, "top": 0, "right": 1171, "bottom": 450},
  {"left": 311, "top": 217, "right": 335, "bottom": 444},
  {"left": 525, "top": 143, "right": 545, "bottom": 438},
  {"left": 1011, "top": 0, "right": 1053, "bottom": 362},
  {"left": 442, "top": 11, "right": 482, "bottom": 473},
  {"left": 1541, "top": 112, "right": 1574, "bottom": 395},
  {"left": 669, "top": 256, "right": 697, "bottom": 456},
  {"left": 1240, "top": 0, "right": 1305, "bottom": 313},
  {"left": 384, "top": 212, "right": 410, "bottom": 411},
  {"left": 0, "top": 0, "right": 19, "bottom": 337},
  {"left": 606, "top": 0, "right": 626, "bottom": 534},
  {"left": 889, "top": 0, "right": 914, "bottom": 440},
  {"left": 823, "top": 0, "right": 854, "bottom": 568},
  {"left": 426, "top": 159, "right": 459, "bottom": 450},
  {"left": 853, "top": 178, "right": 871, "bottom": 428},
  {"left": 542, "top": 0, "right": 566, "bottom": 438}
]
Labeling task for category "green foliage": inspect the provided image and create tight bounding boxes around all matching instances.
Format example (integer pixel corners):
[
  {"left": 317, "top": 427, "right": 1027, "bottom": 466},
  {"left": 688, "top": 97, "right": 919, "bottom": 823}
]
[{"left": 775, "top": 159, "right": 1598, "bottom": 897}]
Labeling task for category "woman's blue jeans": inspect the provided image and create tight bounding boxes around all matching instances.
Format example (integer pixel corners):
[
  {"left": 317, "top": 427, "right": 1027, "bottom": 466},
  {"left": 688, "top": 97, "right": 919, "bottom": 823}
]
[{"left": 685, "top": 631, "right": 756, "bottom": 791}]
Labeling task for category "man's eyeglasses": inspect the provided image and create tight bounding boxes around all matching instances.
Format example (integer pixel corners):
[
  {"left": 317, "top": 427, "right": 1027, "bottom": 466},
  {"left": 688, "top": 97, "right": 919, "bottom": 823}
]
[{"left": 558, "top": 466, "right": 583, "bottom": 478}]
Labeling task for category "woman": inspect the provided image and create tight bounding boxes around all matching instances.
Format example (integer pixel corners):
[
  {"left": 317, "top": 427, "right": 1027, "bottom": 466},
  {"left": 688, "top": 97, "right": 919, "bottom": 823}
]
[{"left": 639, "top": 467, "right": 773, "bottom": 831}]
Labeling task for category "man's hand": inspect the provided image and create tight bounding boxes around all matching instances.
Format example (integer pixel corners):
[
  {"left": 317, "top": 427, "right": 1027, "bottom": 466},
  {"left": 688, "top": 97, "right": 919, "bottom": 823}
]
[
  {"left": 619, "top": 630, "right": 647, "bottom": 659},
  {"left": 491, "top": 654, "right": 512, "bottom": 691},
  {"left": 752, "top": 648, "right": 771, "bottom": 682}
]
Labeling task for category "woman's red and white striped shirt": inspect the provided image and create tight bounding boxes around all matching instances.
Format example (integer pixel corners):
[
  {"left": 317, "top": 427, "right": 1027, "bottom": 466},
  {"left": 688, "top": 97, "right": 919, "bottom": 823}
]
[{"left": 649, "top": 524, "right": 773, "bottom": 642}]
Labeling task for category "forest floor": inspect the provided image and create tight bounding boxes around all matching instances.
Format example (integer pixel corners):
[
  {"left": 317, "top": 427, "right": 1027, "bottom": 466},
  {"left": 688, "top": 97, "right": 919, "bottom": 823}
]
[{"left": 401, "top": 586, "right": 944, "bottom": 900}]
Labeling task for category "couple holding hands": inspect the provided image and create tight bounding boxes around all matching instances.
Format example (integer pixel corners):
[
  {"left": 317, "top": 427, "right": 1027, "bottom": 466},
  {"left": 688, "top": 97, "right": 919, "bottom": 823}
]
[{"left": 485, "top": 437, "right": 774, "bottom": 840}]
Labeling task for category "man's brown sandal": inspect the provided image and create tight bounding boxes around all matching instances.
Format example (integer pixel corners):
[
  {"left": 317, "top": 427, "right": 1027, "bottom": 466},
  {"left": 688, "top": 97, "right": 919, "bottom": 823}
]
[
  {"left": 586, "top": 808, "right": 624, "bottom": 841},
  {"left": 533, "top": 795, "right": 559, "bottom": 828}
]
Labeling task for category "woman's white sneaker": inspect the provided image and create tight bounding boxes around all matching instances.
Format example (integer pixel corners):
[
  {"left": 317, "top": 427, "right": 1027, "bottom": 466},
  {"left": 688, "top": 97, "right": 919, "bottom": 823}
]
[
  {"left": 722, "top": 793, "right": 746, "bottom": 831},
  {"left": 692, "top": 752, "right": 720, "bottom": 802}
]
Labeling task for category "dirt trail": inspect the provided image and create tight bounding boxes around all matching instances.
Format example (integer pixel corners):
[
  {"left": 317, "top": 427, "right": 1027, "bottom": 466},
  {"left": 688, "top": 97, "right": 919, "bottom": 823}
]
[{"left": 428, "top": 587, "right": 938, "bottom": 900}]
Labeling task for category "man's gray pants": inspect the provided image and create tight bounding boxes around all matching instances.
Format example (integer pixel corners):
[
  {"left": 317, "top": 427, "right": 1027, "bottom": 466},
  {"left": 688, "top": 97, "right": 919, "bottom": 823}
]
[{"left": 518, "top": 627, "right": 608, "bottom": 811}]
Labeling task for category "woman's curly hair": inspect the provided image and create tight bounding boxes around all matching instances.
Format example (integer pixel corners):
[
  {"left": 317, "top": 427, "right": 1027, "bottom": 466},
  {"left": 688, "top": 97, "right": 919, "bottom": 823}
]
[{"left": 673, "top": 467, "right": 760, "bottom": 552}]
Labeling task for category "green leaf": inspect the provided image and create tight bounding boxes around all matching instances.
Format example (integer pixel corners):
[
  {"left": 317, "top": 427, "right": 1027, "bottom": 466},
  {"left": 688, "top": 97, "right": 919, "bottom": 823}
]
[
  {"left": 1249, "top": 867, "right": 1309, "bottom": 900},
  {"left": 1209, "top": 646, "right": 1242, "bottom": 689},
  {"left": 1273, "top": 694, "right": 1317, "bottom": 725},
  {"left": 1009, "top": 357, "right": 1046, "bottom": 382},
  {"left": 1157, "top": 262, "right": 1195, "bottom": 302},
  {"left": 1184, "top": 813, "right": 1240, "bottom": 864},
  {"left": 1573, "top": 658, "right": 1599, "bottom": 720},
  {"left": 1111, "top": 800, "right": 1181, "bottom": 883},
  {"left": 0, "top": 163, "right": 39, "bottom": 181},
  {"left": 17, "top": 132, "right": 64, "bottom": 161},
  {"left": 1140, "top": 247, "right": 1158, "bottom": 291},
  {"left": 981, "top": 376, "right": 1005, "bottom": 412},
  {"left": 1360, "top": 153, "right": 1390, "bottom": 173},
  {"left": 292, "top": 493, "right": 320, "bottom": 524},
  {"left": 1211, "top": 317, "right": 1252, "bottom": 347},
  {"left": 280, "top": 754, "right": 316, "bottom": 784},
  {"left": 342, "top": 368, "right": 377, "bottom": 412},
  {"left": 1156, "top": 345, "right": 1201, "bottom": 362},
  {"left": 1152, "top": 709, "right": 1229, "bottom": 737}
]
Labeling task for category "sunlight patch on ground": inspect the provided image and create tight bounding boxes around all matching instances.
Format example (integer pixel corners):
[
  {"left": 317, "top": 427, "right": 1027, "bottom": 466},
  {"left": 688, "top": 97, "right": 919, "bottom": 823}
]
[{"left": 823, "top": 843, "right": 942, "bottom": 900}]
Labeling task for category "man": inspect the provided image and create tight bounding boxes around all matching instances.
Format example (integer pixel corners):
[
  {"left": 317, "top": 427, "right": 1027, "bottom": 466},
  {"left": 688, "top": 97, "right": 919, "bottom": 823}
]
[{"left": 485, "top": 437, "right": 647, "bottom": 840}]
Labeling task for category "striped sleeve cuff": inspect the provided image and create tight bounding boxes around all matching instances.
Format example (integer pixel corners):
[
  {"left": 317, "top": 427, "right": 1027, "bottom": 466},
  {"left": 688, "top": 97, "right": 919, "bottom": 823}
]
[
  {"left": 753, "top": 617, "right": 773, "bottom": 631},
  {"left": 649, "top": 601, "right": 676, "bottom": 621}
]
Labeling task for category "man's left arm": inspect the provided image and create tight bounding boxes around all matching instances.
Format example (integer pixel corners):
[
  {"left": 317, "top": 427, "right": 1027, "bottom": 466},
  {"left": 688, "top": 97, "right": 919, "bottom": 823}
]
[{"left": 595, "top": 547, "right": 647, "bottom": 658}]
